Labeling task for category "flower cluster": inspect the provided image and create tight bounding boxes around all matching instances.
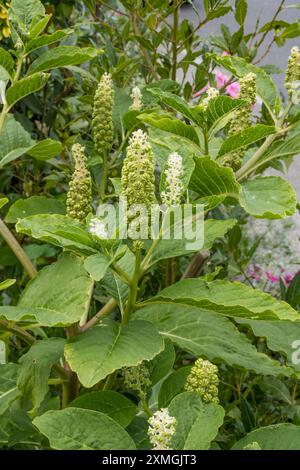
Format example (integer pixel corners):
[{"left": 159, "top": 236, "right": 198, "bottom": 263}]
[
  {"left": 121, "top": 129, "right": 155, "bottom": 209},
  {"left": 66, "top": 144, "right": 92, "bottom": 223},
  {"left": 161, "top": 152, "right": 184, "bottom": 206},
  {"left": 285, "top": 46, "right": 300, "bottom": 103},
  {"left": 130, "top": 86, "right": 143, "bottom": 111},
  {"left": 148, "top": 409, "right": 177, "bottom": 450},
  {"left": 223, "top": 72, "right": 256, "bottom": 170},
  {"left": 0, "top": 3, "right": 10, "bottom": 39},
  {"left": 185, "top": 358, "right": 219, "bottom": 404},
  {"left": 199, "top": 87, "right": 219, "bottom": 110},
  {"left": 92, "top": 73, "right": 114, "bottom": 156},
  {"left": 123, "top": 362, "right": 151, "bottom": 402}
]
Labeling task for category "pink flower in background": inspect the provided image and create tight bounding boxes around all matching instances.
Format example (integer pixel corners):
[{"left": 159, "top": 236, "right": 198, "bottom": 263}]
[
  {"left": 215, "top": 71, "right": 228, "bottom": 89},
  {"left": 248, "top": 270, "right": 261, "bottom": 282},
  {"left": 265, "top": 272, "right": 280, "bottom": 283},
  {"left": 226, "top": 81, "right": 240, "bottom": 99},
  {"left": 194, "top": 83, "right": 209, "bottom": 98},
  {"left": 222, "top": 51, "right": 231, "bottom": 56},
  {"left": 284, "top": 273, "right": 295, "bottom": 284}
]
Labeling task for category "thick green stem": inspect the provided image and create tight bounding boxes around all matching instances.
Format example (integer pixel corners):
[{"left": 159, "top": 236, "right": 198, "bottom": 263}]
[
  {"left": 0, "top": 219, "right": 37, "bottom": 279},
  {"left": 122, "top": 246, "right": 141, "bottom": 324},
  {"left": 171, "top": 0, "right": 179, "bottom": 81}
]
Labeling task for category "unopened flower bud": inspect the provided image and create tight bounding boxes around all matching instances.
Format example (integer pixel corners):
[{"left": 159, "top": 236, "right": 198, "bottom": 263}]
[
  {"left": 185, "top": 358, "right": 219, "bottom": 404},
  {"left": 92, "top": 73, "right": 114, "bottom": 156}
]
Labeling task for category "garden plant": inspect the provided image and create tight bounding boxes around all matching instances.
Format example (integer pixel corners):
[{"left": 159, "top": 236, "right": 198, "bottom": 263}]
[{"left": 1, "top": 0, "right": 300, "bottom": 451}]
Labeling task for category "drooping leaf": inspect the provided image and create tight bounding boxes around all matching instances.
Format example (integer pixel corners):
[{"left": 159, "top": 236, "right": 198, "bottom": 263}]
[
  {"left": 218, "top": 125, "right": 276, "bottom": 158},
  {"left": 17, "top": 338, "right": 65, "bottom": 413},
  {"left": 69, "top": 391, "right": 136, "bottom": 428},
  {"left": 139, "top": 112, "right": 200, "bottom": 145},
  {"left": 33, "top": 408, "right": 136, "bottom": 450},
  {"left": 6, "top": 73, "right": 49, "bottom": 109},
  {"left": 0, "top": 253, "right": 94, "bottom": 326},
  {"left": 26, "top": 139, "right": 62, "bottom": 160},
  {"left": 27, "top": 46, "right": 98, "bottom": 75},
  {"left": 5, "top": 196, "right": 66, "bottom": 224},
  {"left": 148, "top": 89, "right": 202, "bottom": 126},
  {"left": 16, "top": 214, "right": 97, "bottom": 255},
  {"left": 169, "top": 392, "right": 225, "bottom": 450},
  {"left": 65, "top": 319, "right": 163, "bottom": 388},
  {"left": 136, "top": 304, "right": 294, "bottom": 376},
  {"left": 239, "top": 176, "right": 296, "bottom": 219},
  {"left": 25, "top": 30, "right": 72, "bottom": 54},
  {"left": 150, "top": 339, "right": 175, "bottom": 385},
  {"left": 143, "top": 278, "right": 299, "bottom": 321},
  {"left": 232, "top": 424, "right": 300, "bottom": 450}
]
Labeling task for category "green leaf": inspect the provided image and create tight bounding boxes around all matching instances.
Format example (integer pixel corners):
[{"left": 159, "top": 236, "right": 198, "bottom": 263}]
[
  {"left": 83, "top": 253, "right": 112, "bottom": 282},
  {"left": 10, "top": 0, "right": 45, "bottom": 29},
  {"left": 280, "top": 22, "right": 300, "bottom": 39},
  {"left": 139, "top": 112, "right": 200, "bottom": 145},
  {"left": 234, "top": 318, "right": 300, "bottom": 372},
  {"left": 232, "top": 424, "right": 300, "bottom": 450},
  {"left": 0, "top": 198, "right": 8, "bottom": 209},
  {"left": 0, "top": 48, "right": 14, "bottom": 76},
  {"left": 26, "top": 138, "right": 62, "bottom": 160},
  {"left": 5, "top": 196, "right": 66, "bottom": 224},
  {"left": 148, "top": 89, "right": 202, "bottom": 126},
  {"left": 169, "top": 392, "right": 225, "bottom": 450},
  {"left": 286, "top": 270, "right": 300, "bottom": 309},
  {"left": 28, "top": 14, "right": 52, "bottom": 38},
  {"left": 0, "top": 279, "right": 16, "bottom": 291},
  {"left": 65, "top": 319, "right": 163, "bottom": 388},
  {"left": 27, "top": 46, "right": 98, "bottom": 75},
  {"left": 33, "top": 408, "right": 136, "bottom": 450},
  {"left": 69, "top": 391, "right": 136, "bottom": 427},
  {"left": 210, "top": 54, "right": 279, "bottom": 113},
  {"left": 0, "top": 364, "right": 20, "bottom": 415},
  {"left": 136, "top": 304, "right": 293, "bottom": 376},
  {"left": 144, "top": 278, "right": 299, "bottom": 321},
  {"left": 25, "top": 30, "right": 72, "bottom": 54},
  {"left": 150, "top": 339, "right": 175, "bottom": 385},
  {"left": 18, "top": 338, "right": 65, "bottom": 414},
  {"left": 16, "top": 214, "right": 97, "bottom": 255},
  {"left": 158, "top": 366, "right": 192, "bottom": 408},
  {"left": 218, "top": 125, "right": 276, "bottom": 157},
  {"left": 146, "top": 218, "right": 236, "bottom": 267},
  {"left": 258, "top": 377, "right": 292, "bottom": 404},
  {"left": 206, "top": 96, "right": 246, "bottom": 136},
  {"left": 189, "top": 156, "right": 240, "bottom": 197},
  {"left": 258, "top": 129, "right": 300, "bottom": 167},
  {"left": 0, "top": 253, "right": 94, "bottom": 326},
  {"left": 235, "top": 0, "right": 247, "bottom": 25},
  {"left": 239, "top": 176, "right": 297, "bottom": 219},
  {"left": 6, "top": 73, "right": 49, "bottom": 109}
]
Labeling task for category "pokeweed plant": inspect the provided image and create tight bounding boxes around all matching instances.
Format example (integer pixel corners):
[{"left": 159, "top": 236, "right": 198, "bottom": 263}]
[{"left": 1, "top": 0, "right": 300, "bottom": 452}]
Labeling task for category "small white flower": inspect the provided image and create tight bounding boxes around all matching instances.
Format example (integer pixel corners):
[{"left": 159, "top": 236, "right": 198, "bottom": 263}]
[
  {"left": 161, "top": 152, "right": 184, "bottom": 206},
  {"left": 200, "top": 87, "right": 219, "bottom": 110},
  {"left": 130, "top": 86, "right": 143, "bottom": 111},
  {"left": 89, "top": 217, "right": 109, "bottom": 239},
  {"left": 148, "top": 408, "right": 176, "bottom": 450}
]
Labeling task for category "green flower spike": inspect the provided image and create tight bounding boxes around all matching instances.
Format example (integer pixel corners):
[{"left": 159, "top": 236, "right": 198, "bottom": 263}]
[
  {"left": 66, "top": 143, "right": 92, "bottom": 223},
  {"left": 185, "top": 357, "right": 219, "bottom": 404},
  {"left": 92, "top": 72, "right": 115, "bottom": 156},
  {"left": 285, "top": 46, "right": 300, "bottom": 100}
]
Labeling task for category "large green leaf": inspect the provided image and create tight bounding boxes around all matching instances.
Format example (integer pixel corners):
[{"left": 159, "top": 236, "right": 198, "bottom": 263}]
[
  {"left": 27, "top": 46, "right": 98, "bottom": 75},
  {"left": 0, "top": 115, "right": 61, "bottom": 168},
  {"left": 16, "top": 214, "right": 97, "bottom": 255},
  {"left": 0, "top": 253, "right": 94, "bottom": 326},
  {"left": 143, "top": 278, "right": 299, "bottom": 321},
  {"left": 189, "top": 156, "right": 240, "bottom": 198},
  {"left": 83, "top": 253, "right": 112, "bottom": 282},
  {"left": 25, "top": 30, "right": 72, "bottom": 54},
  {"left": 169, "top": 392, "right": 225, "bottom": 450},
  {"left": 10, "top": 0, "right": 45, "bottom": 29},
  {"left": 218, "top": 125, "right": 276, "bottom": 158},
  {"left": 150, "top": 339, "right": 175, "bottom": 386},
  {"left": 69, "top": 391, "right": 136, "bottom": 428},
  {"left": 0, "top": 364, "right": 20, "bottom": 415},
  {"left": 210, "top": 54, "right": 279, "bottom": 113},
  {"left": 136, "top": 304, "right": 292, "bottom": 376},
  {"left": 146, "top": 218, "right": 236, "bottom": 267},
  {"left": 6, "top": 73, "right": 49, "bottom": 109},
  {"left": 5, "top": 196, "right": 66, "bottom": 224},
  {"left": 158, "top": 366, "right": 192, "bottom": 408},
  {"left": 232, "top": 424, "right": 300, "bottom": 450},
  {"left": 206, "top": 96, "right": 246, "bottom": 136},
  {"left": 65, "top": 319, "right": 163, "bottom": 388},
  {"left": 18, "top": 338, "right": 65, "bottom": 414},
  {"left": 139, "top": 112, "right": 200, "bottom": 145},
  {"left": 0, "top": 48, "right": 14, "bottom": 76},
  {"left": 33, "top": 408, "right": 136, "bottom": 450},
  {"left": 148, "top": 89, "right": 202, "bottom": 126},
  {"left": 239, "top": 176, "right": 296, "bottom": 219}
]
